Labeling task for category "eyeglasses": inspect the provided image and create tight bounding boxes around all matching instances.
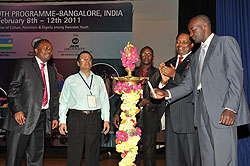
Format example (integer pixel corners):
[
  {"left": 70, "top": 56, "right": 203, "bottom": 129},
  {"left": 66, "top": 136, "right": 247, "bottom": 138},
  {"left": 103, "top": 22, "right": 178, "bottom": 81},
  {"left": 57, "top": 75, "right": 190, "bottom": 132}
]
[
  {"left": 41, "top": 46, "right": 52, "bottom": 52},
  {"left": 141, "top": 52, "right": 152, "bottom": 57},
  {"left": 79, "top": 58, "right": 92, "bottom": 62}
]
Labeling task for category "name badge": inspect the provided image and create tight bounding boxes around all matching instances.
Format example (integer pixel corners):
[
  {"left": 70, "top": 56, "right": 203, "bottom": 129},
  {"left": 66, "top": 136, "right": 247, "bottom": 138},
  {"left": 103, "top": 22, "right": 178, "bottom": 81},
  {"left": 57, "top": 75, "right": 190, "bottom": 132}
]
[{"left": 88, "top": 95, "right": 97, "bottom": 108}]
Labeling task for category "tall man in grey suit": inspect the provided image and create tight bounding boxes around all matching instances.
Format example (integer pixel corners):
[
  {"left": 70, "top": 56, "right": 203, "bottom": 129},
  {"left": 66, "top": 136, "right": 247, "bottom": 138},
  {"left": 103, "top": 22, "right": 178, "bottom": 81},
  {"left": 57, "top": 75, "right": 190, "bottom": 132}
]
[
  {"left": 152, "top": 15, "right": 250, "bottom": 166},
  {"left": 159, "top": 32, "right": 201, "bottom": 166},
  {"left": 3, "top": 39, "right": 59, "bottom": 166}
]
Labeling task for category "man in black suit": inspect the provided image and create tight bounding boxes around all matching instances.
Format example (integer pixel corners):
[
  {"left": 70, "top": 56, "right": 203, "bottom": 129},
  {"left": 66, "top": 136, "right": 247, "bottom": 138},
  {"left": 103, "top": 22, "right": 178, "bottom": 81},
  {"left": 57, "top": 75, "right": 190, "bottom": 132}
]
[
  {"left": 3, "top": 38, "right": 59, "bottom": 166},
  {"left": 114, "top": 46, "right": 161, "bottom": 166},
  {"left": 159, "top": 32, "right": 201, "bottom": 166}
]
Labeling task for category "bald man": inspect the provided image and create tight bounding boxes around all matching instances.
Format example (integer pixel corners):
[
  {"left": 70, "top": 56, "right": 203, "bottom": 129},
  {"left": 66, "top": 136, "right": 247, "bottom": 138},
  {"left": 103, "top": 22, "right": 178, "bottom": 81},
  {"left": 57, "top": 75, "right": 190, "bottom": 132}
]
[{"left": 153, "top": 15, "right": 250, "bottom": 166}]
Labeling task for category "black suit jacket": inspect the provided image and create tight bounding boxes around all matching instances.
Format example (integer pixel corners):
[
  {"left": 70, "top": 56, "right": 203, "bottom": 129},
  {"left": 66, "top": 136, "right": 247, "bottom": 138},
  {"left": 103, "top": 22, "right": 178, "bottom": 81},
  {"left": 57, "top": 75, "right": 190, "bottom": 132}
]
[
  {"left": 160, "top": 53, "right": 197, "bottom": 133},
  {"left": 3, "top": 57, "right": 59, "bottom": 135},
  {"left": 114, "top": 66, "right": 161, "bottom": 133},
  {"left": 134, "top": 66, "right": 161, "bottom": 133}
]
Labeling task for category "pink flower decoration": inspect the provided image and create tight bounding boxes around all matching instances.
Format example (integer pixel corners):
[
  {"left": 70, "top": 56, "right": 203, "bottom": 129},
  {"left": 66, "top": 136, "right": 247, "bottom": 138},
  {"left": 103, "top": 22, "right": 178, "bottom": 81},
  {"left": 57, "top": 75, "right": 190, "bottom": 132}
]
[{"left": 120, "top": 43, "right": 139, "bottom": 70}]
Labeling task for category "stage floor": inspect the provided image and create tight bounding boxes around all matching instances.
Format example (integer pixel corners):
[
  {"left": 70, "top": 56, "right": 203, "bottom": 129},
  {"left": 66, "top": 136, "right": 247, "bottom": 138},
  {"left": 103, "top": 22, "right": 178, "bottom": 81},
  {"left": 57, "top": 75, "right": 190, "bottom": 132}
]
[{"left": 0, "top": 147, "right": 165, "bottom": 166}]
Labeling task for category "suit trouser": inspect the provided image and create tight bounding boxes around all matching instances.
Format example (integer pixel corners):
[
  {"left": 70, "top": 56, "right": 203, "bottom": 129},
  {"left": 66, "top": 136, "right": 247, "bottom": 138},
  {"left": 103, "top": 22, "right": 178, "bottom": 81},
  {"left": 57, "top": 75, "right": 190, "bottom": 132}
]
[
  {"left": 165, "top": 108, "right": 201, "bottom": 166},
  {"left": 196, "top": 92, "right": 238, "bottom": 166},
  {"left": 67, "top": 110, "right": 102, "bottom": 166},
  {"left": 142, "top": 133, "right": 157, "bottom": 166},
  {"left": 6, "top": 110, "right": 46, "bottom": 166}
]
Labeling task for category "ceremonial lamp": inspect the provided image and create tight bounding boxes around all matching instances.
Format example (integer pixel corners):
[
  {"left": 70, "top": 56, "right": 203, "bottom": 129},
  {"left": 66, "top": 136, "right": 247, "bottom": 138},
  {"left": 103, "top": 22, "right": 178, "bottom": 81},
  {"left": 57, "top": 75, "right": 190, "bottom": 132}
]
[{"left": 112, "top": 42, "right": 148, "bottom": 166}]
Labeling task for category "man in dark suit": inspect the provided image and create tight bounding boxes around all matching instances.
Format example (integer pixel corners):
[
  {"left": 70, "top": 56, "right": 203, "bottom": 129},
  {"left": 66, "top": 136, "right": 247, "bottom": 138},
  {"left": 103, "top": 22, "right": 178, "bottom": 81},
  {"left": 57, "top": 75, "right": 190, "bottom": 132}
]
[
  {"left": 158, "top": 32, "right": 201, "bottom": 166},
  {"left": 114, "top": 46, "right": 161, "bottom": 166},
  {"left": 3, "top": 38, "right": 59, "bottom": 166},
  {"left": 153, "top": 15, "right": 250, "bottom": 166}
]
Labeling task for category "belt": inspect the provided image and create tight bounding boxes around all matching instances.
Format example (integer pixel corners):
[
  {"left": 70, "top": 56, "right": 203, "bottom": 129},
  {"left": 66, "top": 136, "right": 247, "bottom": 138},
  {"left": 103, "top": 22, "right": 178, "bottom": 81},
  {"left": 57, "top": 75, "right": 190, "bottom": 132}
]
[
  {"left": 197, "top": 88, "right": 202, "bottom": 94},
  {"left": 71, "top": 109, "right": 100, "bottom": 114}
]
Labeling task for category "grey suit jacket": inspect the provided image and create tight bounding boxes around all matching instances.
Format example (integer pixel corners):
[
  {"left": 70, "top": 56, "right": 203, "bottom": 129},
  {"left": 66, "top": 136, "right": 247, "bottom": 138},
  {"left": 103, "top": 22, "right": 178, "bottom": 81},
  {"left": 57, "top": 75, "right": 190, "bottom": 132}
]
[
  {"left": 162, "top": 53, "right": 197, "bottom": 133},
  {"left": 169, "top": 35, "right": 250, "bottom": 128},
  {"left": 3, "top": 57, "right": 59, "bottom": 135}
]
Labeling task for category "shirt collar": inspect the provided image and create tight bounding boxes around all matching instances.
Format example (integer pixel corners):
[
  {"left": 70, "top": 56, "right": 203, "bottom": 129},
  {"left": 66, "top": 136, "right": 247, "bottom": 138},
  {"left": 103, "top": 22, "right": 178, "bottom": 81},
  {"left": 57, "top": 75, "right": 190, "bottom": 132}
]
[
  {"left": 202, "top": 33, "right": 214, "bottom": 48},
  {"left": 35, "top": 56, "right": 47, "bottom": 67},
  {"left": 177, "top": 51, "right": 192, "bottom": 60},
  {"left": 79, "top": 71, "right": 93, "bottom": 78}
]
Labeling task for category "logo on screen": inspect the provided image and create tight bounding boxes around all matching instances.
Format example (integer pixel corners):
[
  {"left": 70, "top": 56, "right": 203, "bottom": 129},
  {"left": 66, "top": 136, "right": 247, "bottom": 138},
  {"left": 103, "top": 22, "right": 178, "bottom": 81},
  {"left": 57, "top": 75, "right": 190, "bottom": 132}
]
[{"left": 72, "top": 38, "right": 79, "bottom": 45}]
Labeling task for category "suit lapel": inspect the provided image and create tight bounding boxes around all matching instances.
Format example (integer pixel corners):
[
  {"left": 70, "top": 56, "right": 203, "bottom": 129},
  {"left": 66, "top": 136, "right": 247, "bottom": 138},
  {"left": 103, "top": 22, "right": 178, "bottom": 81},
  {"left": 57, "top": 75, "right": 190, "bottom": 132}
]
[
  {"left": 202, "top": 35, "right": 218, "bottom": 70},
  {"left": 31, "top": 57, "right": 44, "bottom": 85},
  {"left": 147, "top": 66, "right": 155, "bottom": 78},
  {"left": 176, "top": 53, "right": 192, "bottom": 72},
  {"left": 192, "top": 35, "right": 218, "bottom": 88}
]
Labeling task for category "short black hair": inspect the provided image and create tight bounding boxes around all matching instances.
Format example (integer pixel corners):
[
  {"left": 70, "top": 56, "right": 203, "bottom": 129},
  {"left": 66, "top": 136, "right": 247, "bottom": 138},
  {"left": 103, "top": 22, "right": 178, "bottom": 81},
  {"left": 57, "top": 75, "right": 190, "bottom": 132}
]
[
  {"left": 140, "top": 46, "right": 154, "bottom": 56},
  {"left": 33, "top": 39, "right": 50, "bottom": 52},
  {"left": 176, "top": 31, "right": 194, "bottom": 44},
  {"left": 77, "top": 50, "right": 93, "bottom": 61}
]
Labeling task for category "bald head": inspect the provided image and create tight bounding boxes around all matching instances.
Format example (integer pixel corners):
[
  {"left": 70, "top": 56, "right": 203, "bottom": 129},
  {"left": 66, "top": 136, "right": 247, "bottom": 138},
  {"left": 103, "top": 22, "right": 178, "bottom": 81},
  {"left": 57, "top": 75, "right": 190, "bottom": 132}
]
[
  {"left": 188, "top": 15, "right": 212, "bottom": 43},
  {"left": 190, "top": 15, "right": 211, "bottom": 30}
]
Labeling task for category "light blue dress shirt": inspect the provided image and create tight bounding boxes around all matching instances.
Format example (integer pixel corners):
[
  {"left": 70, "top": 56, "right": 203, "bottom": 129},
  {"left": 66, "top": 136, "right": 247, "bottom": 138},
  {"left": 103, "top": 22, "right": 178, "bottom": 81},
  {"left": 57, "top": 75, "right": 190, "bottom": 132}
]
[{"left": 59, "top": 71, "right": 110, "bottom": 124}]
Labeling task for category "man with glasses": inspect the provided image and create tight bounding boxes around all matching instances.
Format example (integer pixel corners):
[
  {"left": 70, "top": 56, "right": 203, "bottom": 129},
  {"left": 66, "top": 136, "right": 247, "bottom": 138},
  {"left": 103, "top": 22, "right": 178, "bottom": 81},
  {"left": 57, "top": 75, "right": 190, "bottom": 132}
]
[
  {"left": 59, "top": 50, "right": 110, "bottom": 166},
  {"left": 114, "top": 46, "right": 161, "bottom": 166}
]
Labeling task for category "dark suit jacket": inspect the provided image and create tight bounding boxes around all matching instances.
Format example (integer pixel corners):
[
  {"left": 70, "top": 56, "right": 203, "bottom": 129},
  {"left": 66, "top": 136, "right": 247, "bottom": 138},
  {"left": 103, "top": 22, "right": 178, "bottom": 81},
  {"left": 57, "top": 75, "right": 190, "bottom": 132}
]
[
  {"left": 114, "top": 66, "right": 161, "bottom": 133},
  {"left": 161, "top": 53, "right": 197, "bottom": 133},
  {"left": 134, "top": 66, "right": 161, "bottom": 134},
  {"left": 3, "top": 57, "right": 59, "bottom": 135}
]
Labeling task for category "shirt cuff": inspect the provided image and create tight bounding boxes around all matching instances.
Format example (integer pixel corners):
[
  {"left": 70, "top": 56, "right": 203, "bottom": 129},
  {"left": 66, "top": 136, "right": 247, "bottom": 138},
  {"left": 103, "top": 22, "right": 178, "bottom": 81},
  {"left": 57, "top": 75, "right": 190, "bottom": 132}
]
[
  {"left": 225, "top": 107, "right": 236, "bottom": 113},
  {"left": 165, "top": 90, "right": 172, "bottom": 100},
  {"left": 59, "top": 117, "right": 66, "bottom": 125}
]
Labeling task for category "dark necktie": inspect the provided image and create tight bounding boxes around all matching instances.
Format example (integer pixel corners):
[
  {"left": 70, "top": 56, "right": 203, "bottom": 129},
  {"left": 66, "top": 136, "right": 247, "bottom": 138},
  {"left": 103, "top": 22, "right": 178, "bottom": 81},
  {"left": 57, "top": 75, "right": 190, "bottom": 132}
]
[{"left": 41, "top": 63, "right": 48, "bottom": 107}]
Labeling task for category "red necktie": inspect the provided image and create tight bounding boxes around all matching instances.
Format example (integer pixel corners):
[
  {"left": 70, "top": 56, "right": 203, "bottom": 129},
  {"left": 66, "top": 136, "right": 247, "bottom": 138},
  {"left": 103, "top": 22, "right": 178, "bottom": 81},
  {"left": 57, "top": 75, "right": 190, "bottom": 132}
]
[
  {"left": 41, "top": 63, "right": 48, "bottom": 107},
  {"left": 178, "top": 56, "right": 183, "bottom": 65}
]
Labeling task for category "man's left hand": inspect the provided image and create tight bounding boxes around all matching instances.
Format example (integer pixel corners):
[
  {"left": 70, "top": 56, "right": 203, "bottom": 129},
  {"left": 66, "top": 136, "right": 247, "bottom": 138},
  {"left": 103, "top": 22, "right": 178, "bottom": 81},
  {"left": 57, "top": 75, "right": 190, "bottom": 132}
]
[
  {"left": 219, "top": 109, "right": 235, "bottom": 126},
  {"left": 160, "top": 63, "right": 176, "bottom": 78},
  {"left": 103, "top": 121, "right": 110, "bottom": 135},
  {"left": 138, "top": 98, "right": 150, "bottom": 107},
  {"left": 52, "top": 120, "right": 59, "bottom": 130}
]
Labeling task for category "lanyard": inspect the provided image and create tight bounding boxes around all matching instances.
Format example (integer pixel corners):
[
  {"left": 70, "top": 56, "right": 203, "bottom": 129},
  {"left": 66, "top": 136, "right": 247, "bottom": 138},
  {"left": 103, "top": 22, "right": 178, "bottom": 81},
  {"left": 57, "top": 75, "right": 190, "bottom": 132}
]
[{"left": 79, "top": 73, "right": 93, "bottom": 95}]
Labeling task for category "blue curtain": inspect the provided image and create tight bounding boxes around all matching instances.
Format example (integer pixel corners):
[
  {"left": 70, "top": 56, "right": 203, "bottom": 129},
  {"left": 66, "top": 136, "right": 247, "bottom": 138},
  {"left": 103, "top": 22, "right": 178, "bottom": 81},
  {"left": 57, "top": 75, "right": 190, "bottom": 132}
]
[{"left": 216, "top": 0, "right": 250, "bottom": 165}]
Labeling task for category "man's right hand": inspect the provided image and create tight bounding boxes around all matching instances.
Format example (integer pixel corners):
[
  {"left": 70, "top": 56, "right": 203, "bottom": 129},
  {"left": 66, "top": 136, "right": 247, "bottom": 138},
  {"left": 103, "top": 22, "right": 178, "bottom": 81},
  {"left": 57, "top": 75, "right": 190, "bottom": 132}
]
[
  {"left": 113, "top": 114, "right": 120, "bottom": 128},
  {"left": 14, "top": 111, "right": 26, "bottom": 125},
  {"left": 150, "top": 88, "right": 169, "bottom": 99},
  {"left": 59, "top": 123, "right": 68, "bottom": 135}
]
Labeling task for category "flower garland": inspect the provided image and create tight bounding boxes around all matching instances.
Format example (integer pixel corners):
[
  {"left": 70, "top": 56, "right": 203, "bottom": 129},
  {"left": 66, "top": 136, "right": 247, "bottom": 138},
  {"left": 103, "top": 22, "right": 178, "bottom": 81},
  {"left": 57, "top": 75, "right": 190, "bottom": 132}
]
[
  {"left": 114, "top": 82, "right": 142, "bottom": 166},
  {"left": 120, "top": 42, "right": 139, "bottom": 70}
]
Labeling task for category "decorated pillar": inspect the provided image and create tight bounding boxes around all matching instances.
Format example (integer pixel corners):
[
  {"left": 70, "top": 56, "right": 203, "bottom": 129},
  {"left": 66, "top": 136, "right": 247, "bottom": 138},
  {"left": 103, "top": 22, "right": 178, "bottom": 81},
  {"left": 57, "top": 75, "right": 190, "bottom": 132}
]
[{"left": 112, "top": 42, "right": 148, "bottom": 166}]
